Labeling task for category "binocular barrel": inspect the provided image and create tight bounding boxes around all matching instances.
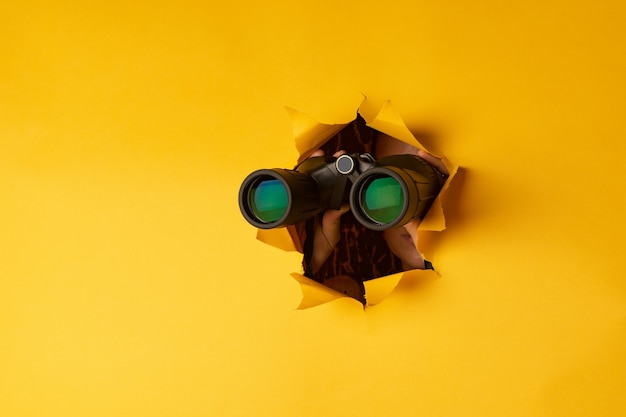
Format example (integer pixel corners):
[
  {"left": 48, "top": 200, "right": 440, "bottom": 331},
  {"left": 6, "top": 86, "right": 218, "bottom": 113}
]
[{"left": 238, "top": 153, "right": 445, "bottom": 231}]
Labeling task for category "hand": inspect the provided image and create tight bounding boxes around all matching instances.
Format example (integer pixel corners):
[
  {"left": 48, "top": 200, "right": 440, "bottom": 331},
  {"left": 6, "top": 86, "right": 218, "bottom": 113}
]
[
  {"left": 416, "top": 148, "right": 449, "bottom": 177},
  {"left": 383, "top": 220, "right": 425, "bottom": 270},
  {"left": 376, "top": 133, "right": 448, "bottom": 270},
  {"left": 308, "top": 150, "right": 351, "bottom": 273},
  {"left": 308, "top": 136, "right": 449, "bottom": 273}
]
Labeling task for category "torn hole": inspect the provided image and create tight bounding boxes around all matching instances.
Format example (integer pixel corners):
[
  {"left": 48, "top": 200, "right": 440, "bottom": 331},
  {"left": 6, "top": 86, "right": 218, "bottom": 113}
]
[{"left": 240, "top": 99, "right": 458, "bottom": 308}]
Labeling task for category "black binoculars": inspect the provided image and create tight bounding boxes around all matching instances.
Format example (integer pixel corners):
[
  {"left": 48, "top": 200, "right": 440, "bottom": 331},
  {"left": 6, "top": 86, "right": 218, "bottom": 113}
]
[{"left": 238, "top": 153, "right": 447, "bottom": 231}]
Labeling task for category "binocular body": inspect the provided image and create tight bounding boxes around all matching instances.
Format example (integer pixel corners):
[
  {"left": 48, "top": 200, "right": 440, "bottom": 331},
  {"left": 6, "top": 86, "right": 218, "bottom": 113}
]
[{"left": 238, "top": 153, "right": 446, "bottom": 231}]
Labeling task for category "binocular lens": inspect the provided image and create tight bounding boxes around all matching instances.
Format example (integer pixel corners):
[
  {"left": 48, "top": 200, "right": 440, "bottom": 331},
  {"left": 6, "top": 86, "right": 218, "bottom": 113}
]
[
  {"left": 360, "top": 175, "right": 405, "bottom": 224},
  {"left": 249, "top": 177, "right": 288, "bottom": 223},
  {"left": 240, "top": 154, "right": 443, "bottom": 230}
]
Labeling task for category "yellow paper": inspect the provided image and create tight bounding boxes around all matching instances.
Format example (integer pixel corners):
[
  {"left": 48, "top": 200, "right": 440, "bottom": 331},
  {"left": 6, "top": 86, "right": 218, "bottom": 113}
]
[
  {"left": 290, "top": 273, "right": 351, "bottom": 309},
  {"left": 359, "top": 99, "right": 428, "bottom": 151},
  {"left": 256, "top": 228, "right": 297, "bottom": 252},
  {"left": 2, "top": 2, "right": 625, "bottom": 417},
  {"left": 288, "top": 107, "right": 349, "bottom": 164}
]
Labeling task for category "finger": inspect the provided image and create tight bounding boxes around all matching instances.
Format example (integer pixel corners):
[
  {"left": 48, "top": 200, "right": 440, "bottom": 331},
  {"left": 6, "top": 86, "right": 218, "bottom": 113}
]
[
  {"left": 309, "top": 149, "right": 325, "bottom": 158},
  {"left": 311, "top": 207, "right": 348, "bottom": 273},
  {"left": 322, "top": 204, "right": 349, "bottom": 224},
  {"left": 332, "top": 150, "right": 347, "bottom": 157},
  {"left": 417, "top": 149, "right": 449, "bottom": 176}
]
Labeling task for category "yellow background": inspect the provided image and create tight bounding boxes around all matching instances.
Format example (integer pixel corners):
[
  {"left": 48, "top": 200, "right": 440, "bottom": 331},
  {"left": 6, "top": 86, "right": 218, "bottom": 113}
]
[{"left": 2, "top": 1, "right": 625, "bottom": 416}]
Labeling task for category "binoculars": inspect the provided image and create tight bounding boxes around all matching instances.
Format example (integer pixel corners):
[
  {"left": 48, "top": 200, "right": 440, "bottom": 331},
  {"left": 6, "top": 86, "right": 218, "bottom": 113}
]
[{"left": 238, "top": 153, "right": 447, "bottom": 231}]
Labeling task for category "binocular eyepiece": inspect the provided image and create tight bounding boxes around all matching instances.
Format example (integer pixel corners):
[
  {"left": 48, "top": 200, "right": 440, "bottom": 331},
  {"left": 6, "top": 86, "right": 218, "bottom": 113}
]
[{"left": 238, "top": 153, "right": 446, "bottom": 231}]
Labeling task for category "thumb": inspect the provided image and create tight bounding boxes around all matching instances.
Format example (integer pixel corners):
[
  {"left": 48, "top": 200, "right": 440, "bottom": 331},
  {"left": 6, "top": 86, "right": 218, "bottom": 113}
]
[
  {"left": 322, "top": 203, "right": 350, "bottom": 224},
  {"left": 311, "top": 205, "right": 350, "bottom": 273}
]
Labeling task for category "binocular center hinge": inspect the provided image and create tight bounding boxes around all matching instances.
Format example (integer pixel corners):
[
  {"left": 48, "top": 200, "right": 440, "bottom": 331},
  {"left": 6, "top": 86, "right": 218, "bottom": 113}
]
[{"left": 335, "top": 154, "right": 355, "bottom": 175}]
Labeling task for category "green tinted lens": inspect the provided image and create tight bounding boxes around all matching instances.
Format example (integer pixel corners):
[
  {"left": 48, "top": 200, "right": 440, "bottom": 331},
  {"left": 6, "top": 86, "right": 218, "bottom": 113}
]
[
  {"left": 361, "top": 176, "right": 404, "bottom": 224},
  {"left": 250, "top": 179, "right": 288, "bottom": 223}
]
